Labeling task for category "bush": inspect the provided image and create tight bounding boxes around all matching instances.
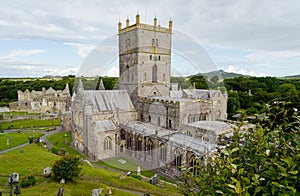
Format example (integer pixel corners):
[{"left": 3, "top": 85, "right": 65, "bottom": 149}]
[
  {"left": 131, "top": 174, "right": 142, "bottom": 180},
  {"left": 52, "top": 155, "right": 82, "bottom": 182},
  {"left": 180, "top": 103, "right": 300, "bottom": 195},
  {"left": 21, "top": 175, "right": 36, "bottom": 188},
  {"left": 51, "top": 147, "right": 58, "bottom": 155}
]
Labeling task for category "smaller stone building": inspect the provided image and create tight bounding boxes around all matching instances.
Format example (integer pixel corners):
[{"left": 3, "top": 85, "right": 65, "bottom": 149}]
[{"left": 16, "top": 84, "right": 70, "bottom": 114}]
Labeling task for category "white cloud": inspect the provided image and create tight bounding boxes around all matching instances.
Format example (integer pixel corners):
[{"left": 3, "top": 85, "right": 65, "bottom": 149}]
[
  {"left": 225, "top": 65, "right": 267, "bottom": 77},
  {"left": 64, "top": 43, "right": 96, "bottom": 58},
  {"left": 8, "top": 49, "right": 47, "bottom": 58}
]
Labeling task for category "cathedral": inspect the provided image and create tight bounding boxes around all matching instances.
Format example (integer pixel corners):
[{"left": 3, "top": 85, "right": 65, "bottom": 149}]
[{"left": 71, "top": 14, "right": 230, "bottom": 177}]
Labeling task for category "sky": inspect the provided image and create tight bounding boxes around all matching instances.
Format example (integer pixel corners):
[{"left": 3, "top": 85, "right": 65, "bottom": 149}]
[{"left": 0, "top": 0, "right": 300, "bottom": 78}]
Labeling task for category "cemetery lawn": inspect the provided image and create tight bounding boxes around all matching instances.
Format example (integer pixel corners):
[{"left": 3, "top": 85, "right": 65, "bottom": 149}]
[
  {"left": 0, "top": 131, "right": 43, "bottom": 151},
  {"left": 46, "top": 131, "right": 84, "bottom": 157},
  {"left": 1, "top": 118, "right": 60, "bottom": 130},
  {"left": 0, "top": 144, "right": 182, "bottom": 196}
]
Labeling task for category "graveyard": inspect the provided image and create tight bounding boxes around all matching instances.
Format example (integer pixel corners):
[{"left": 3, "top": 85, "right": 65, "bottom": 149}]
[{"left": 0, "top": 131, "right": 181, "bottom": 195}]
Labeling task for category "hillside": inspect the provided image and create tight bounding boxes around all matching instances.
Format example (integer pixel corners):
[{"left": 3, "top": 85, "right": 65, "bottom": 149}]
[{"left": 0, "top": 144, "right": 181, "bottom": 196}]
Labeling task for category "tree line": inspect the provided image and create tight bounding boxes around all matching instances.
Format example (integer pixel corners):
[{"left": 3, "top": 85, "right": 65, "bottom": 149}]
[{"left": 1, "top": 75, "right": 299, "bottom": 119}]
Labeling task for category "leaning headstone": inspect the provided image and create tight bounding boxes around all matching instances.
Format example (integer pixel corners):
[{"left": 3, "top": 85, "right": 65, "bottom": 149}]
[
  {"left": 92, "top": 189, "right": 99, "bottom": 196},
  {"left": 63, "top": 140, "right": 68, "bottom": 145},
  {"left": 137, "top": 166, "right": 141, "bottom": 175},
  {"left": 57, "top": 188, "right": 64, "bottom": 196}
]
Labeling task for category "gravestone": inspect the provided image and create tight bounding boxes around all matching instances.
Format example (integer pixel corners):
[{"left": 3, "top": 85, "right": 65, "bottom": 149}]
[
  {"left": 60, "top": 178, "right": 65, "bottom": 184},
  {"left": 6, "top": 138, "right": 9, "bottom": 146},
  {"left": 92, "top": 189, "right": 99, "bottom": 196},
  {"left": 57, "top": 188, "right": 64, "bottom": 196},
  {"left": 137, "top": 166, "right": 141, "bottom": 175},
  {"left": 108, "top": 187, "right": 113, "bottom": 195},
  {"left": 149, "top": 174, "right": 159, "bottom": 185},
  {"left": 43, "top": 167, "right": 51, "bottom": 177}
]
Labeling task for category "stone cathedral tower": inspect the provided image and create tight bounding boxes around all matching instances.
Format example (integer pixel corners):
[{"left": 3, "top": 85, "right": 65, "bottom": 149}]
[{"left": 118, "top": 13, "right": 173, "bottom": 105}]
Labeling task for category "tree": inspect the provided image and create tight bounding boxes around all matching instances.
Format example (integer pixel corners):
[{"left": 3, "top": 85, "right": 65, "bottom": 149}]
[
  {"left": 52, "top": 155, "right": 82, "bottom": 182},
  {"left": 180, "top": 102, "right": 300, "bottom": 195}
]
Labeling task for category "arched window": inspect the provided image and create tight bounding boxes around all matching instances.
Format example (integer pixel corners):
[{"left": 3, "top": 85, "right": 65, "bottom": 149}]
[
  {"left": 152, "top": 65, "right": 157, "bottom": 83},
  {"left": 104, "top": 136, "right": 112, "bottom": 151},
  {"left": 150, "top": 55, "right": 152, "bottom": 60},
  {"left": 189, "top": 155, "right": 199, "bottom": 176},
  {"left": 160, "top": 143, "right": 167, "bottom": 162},
  {"left": 136, "top": 136, "right": 142, "bottom": 151},
  {"left": 174, "top": 149, "right": 182, "bottom": 169},
  {"left": 158, "top": 116, "right": 160, "bottom": 126},
  {"left": 147, "top": 139, "right": 153, "bottom": 156},
  {"left": 126, "top": 65, "right": 130, "bottom": 82},
  {"left": 148, "top": 115, "right": 151, "bottom": 122},
  {"left": 128, "top": 133, "right": 133, "bottom": 149}
]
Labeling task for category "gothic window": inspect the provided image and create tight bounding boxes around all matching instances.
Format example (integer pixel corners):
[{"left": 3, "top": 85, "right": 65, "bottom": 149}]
[
  {"left": 148, "top": 115, "right": 151, "bottom": 122},
  {"left": 152, "top": 38, "right": 155, "bottom": 46},
  {"left": 158, "top": 55, "right": 161, "bottom": 61},
  {"left": 163, "top": 73, "right": 165, "bottom": 81},
  {"left": 189, "top": 155, "right": 199, "bottom": 176},
  {"left": 128, "top": 133, "right": 133, "bottom": 149},
  {"left": 152, "top": 64, "right": 157, "bottom": 83},
  {"left": 136, "top": 136, "right": 142, "bottom": 151},
  {"left": 158, "top": 116, "right": 160, "bottom": 126},
  {"left": 174, "top": 149, "right": 182, "bottom": 169},
  {"left": 144, "top": 72, "right": 147, "bottom": 81},
  {"left": 104, "top": 136, "right": 112, "bottom": 151},
  {"left": 147, "top": 139, "right": 153, "bottom": 156},
  {"left": 160, "top": 143, "right": 167, "bottom": 162},
  {"left": 150, "top": 55, "right": 152, "bottom": 60}
]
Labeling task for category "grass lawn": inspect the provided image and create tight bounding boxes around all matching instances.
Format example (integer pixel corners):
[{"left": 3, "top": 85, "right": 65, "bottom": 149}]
[
  {"left": 95, "top": 157, "right": 175, "bottom": 183},
  {"left": 1, "top": 111, "right": 40, "bottom": 116},
  {"left": 0, "top": 131, "right": 43, "bottom": 151},
  {"left": 0, "top": 144, "right": 182, "bottom": 196},
  {"left": 46, "top": 131, "right": 83, "bottom": 157},
  {"left": 1, "top": 118, "right": 60, "bottom": 130}
]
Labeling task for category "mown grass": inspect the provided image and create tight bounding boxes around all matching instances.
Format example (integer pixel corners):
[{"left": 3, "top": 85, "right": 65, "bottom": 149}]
[
  {"left": 1, "top": 111, "right": 40, "bottom": 116},
  {"left": 95, "top": 157, "right": 175, "bottom": 183},
  {"left": 46, "top": 131, "right": 83, "bottom": 157},
  {"left": 0, "top": 144, "right": 181, "bottom": 196},
  {"left": 0, "top": 131, "right": 43, "bottom": 151},
  {"left": 1, "top": 118, "right": 61, "bottom": 130}
]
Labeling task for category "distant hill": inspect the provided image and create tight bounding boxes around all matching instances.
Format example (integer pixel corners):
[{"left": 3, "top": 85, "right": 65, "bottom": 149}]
[
  {"left": 192, "top": 70, "right": 249, "bottom": 79},
  {"left": 283, "top": 74, "right": 300, "bottom": 79}
]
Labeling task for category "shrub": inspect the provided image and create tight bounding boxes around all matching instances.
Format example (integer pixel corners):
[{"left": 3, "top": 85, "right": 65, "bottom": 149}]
[
  {"left": 21, "top": 175, "right": 36, "bottom": 188},
  {"left": 131, "top": 174, "right": 142, "bottom": 180},
  {"left": 52, "top": 155, "right": 82, "bottom": 182},
  {"left": 51, "top": 147, "right": 58, "bottom": 155}
]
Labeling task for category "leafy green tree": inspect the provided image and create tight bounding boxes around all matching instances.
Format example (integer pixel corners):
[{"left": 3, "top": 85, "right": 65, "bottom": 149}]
[
  {"left": 189, "top": 75, "right": 208, "bottom": 89},
  {"left": 180, "top": 102, "right": 300, "bottom": 195},
  {"left": 52, "top": 155, "right": 82, "bottom": 182}
]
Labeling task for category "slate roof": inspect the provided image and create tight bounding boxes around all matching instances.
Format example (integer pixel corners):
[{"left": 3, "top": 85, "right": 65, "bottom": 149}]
[
  {"left": 187, "top": 121, "right": 234, "bottom": 135},
  {"left": 82, "top": 90, "right": 134, "bottom": 112},
  {"left": 95, "top": 120, "right": 117, "bottom": 132}
]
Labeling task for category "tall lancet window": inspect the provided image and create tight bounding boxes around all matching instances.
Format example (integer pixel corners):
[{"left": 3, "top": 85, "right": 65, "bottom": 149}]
[{"left": 152, "top": 64, "right": 157, "bottom": 83}]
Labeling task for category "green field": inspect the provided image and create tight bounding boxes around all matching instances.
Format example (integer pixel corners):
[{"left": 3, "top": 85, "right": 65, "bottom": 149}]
[
  {"left": 0, "top": 132, "right": 43, "bottom": 151},
  {"left": 1, "top": 111, "right": 40, "bottom": 116},
  {"left": 1, "top": 118, "right": 60, "bottom": 130},
  {"left": 0, "top": 144, "right": 181, "bottom": 195}
]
